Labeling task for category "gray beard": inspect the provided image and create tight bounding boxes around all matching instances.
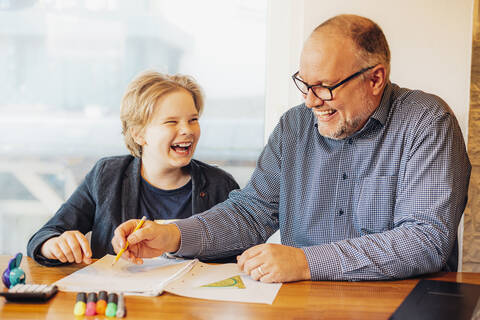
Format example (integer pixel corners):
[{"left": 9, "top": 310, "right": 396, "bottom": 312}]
[
  {"left": 317, "top": 97, "right": 376, "bottom": 140},
  {"left": 329, "top": 117, "right": 363, "bottom": 140}
]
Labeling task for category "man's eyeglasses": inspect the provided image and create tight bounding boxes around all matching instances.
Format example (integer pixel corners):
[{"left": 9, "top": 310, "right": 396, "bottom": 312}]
[{"left": 291, "top": 66, "right": 375, "bottom": 101}]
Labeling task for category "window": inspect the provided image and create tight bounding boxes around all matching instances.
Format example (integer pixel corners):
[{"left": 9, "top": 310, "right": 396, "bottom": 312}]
[{"left": 0, "top": 0, "right": 266, "bottom": 255}]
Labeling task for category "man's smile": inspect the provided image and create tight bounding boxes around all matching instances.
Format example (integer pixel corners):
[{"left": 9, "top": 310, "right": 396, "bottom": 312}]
[{"left": 312, "top": 108, "right": 338, "bottom": 121}]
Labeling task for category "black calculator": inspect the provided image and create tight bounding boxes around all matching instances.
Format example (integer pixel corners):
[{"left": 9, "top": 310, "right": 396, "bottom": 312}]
[{"left": 0, "top": 284, "right": 58, "bottom": 302}]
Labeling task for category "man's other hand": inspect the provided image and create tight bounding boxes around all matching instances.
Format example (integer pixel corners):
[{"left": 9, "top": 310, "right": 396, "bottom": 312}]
[{"left": 237, "top": 243, "right": 311, "bottom": 283}]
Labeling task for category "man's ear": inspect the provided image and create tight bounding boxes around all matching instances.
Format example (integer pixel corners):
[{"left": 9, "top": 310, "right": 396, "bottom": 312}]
[
  {"left": 130, "top": 126, "right": 146, "bottom": 146},
  {"left": 369, "top": 64, "right": 387, "bottom": 96}
]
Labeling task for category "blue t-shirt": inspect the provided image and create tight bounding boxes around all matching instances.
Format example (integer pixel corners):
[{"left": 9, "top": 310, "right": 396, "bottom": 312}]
[{"left": 139, "top": 176, "right": 193, "bottom": 220}]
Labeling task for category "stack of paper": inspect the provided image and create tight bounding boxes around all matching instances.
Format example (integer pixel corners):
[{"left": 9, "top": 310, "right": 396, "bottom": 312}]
[{"left": 54, "top": 254, "right": 281, "bottom": 304}]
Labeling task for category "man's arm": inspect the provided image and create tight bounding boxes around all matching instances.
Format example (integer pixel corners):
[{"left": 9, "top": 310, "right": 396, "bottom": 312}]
[
  {"left": 173, "top": 118, "right": 285, "bottom": 260},
  {"left": 111, "top": 117, "right": 287, "bottom": 270}
]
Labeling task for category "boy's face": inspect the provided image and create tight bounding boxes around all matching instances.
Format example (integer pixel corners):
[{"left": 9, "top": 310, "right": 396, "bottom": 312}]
[{"left": 137, "top": 89, "right": 200, "bottom": 171}]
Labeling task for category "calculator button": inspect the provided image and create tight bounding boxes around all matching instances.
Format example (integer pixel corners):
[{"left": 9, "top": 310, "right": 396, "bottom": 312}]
[
  {"left": 41, "top": 285, "right": 52, "bottom": 293},
  {"left": 9, "top": 284, "right": 24, "bottom": 293},
  {"left": 33, "top": 285, "right": 47, "bottom": 292},
  {"left": 44, "top": 286, "right": 55, "bottom": 293},
  {"left": 20, "top": 284, "right": 32, "bottom": 292}
]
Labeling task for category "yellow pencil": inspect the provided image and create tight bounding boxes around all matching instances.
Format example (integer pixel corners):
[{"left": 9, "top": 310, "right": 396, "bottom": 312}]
[{"left": 112, "top": 216, "right": 147, "bottom": 266}]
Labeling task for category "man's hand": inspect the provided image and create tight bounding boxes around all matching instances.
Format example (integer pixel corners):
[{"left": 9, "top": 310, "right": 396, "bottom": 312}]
[
  {"left": 111, "top": 220, "right": 181, "bottom": 264},
  {"left": 40, "top": 230, "right": 93, "bottom": 264},
  {"left": 237, "top": 243, "right": 311, "bottom": 283}
]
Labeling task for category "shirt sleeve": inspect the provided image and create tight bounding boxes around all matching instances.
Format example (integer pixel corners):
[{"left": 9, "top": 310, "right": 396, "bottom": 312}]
[
  {"left": 174, "top": 120, "right": 284, "bottom": 260},
  {"left": 26, "top": 163, "right": 99, "bottom": 266},
  {"left": 303, "top": 111, "right": 471, "bottom": 280}
]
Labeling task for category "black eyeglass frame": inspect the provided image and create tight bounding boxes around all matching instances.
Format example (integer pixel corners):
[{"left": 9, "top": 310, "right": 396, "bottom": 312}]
[{"left": 292, "top": 65, "right": 376, "bottom": 101}]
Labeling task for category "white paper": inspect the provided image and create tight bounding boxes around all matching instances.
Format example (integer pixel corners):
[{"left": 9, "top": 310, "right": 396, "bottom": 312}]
[
  {"left": 54, "top": 254, "right": 282, "bottom": 304},
  {"left": 165, "top": 262, "right": 282, "bottom": 305},
  {"left": 54, "top": 254, "right": 193, "bottom": 294}
]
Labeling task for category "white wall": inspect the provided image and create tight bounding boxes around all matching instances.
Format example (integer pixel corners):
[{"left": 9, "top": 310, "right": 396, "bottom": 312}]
[
  {"left": 265, "top": 0, "right": 474, "bottom": 139},
  {"left": 265, "top": 0, "right": 474, "bottom": 259},
  {"left": 264, "top": 0, "right": 305, "bottom": 138}
]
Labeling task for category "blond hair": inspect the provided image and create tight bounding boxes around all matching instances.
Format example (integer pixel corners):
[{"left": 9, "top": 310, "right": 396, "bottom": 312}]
[
  {"left": 120, "top": 71, "right": 204, "bottom": 158},
  {"left": 314, "top": 14, "right": 391, "bottom": 80}
]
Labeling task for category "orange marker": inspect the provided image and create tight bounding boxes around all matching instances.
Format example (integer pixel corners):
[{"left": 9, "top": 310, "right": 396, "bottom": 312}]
[{"left": 96, "top": 290, "right": 108, "bottom": 315}]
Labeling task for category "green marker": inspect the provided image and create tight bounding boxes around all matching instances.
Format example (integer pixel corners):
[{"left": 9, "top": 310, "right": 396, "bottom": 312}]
[{"left": 105, "top": 293, "right": 118, "bottom": 317}]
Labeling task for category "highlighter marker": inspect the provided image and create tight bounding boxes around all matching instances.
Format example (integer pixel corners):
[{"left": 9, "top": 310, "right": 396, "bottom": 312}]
[
  {"left": 73, "top": 292, "right": 86, "bottom": 316},
  {"left": 116, "top": 292, "right": 126, "bottom": 318},
  {"left": 85, "top": 292, "right": 97, "bottom": 316},
  {"left": 96, "top": 290, "right": 108, "bottom": 315},
  {"left": 105, "top": 292, "right": 118, "bottom": 317}
]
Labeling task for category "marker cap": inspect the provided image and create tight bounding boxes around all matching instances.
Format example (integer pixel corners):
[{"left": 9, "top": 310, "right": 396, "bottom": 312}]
[
  {"left": 87, "top": 292, "right": 97, "bottom": 303},
  {"left": 107, "top": 292, "right": 118, "bottom": 304},
  {"left": 98, "top": 290, "right": 108, "bottom": 301},
  {"left": 76, "top": 292, "right": 87, "bottom": 302}
]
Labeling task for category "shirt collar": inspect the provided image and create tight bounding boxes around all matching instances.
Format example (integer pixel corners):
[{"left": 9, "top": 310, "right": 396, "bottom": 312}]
[{"left": 369, "top": 81, "right": 393, "bottom": 127}]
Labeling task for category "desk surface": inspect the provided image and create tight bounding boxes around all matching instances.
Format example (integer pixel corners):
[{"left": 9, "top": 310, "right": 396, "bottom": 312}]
[{"left": 1, "top": 255, "right": 479, "bottom": 320}]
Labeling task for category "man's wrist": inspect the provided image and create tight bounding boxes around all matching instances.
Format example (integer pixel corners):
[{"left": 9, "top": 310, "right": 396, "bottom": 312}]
[
  {"left": 298, "top": 248, "right": 311, "bottom": 280},
  {"left": 167, "top": 223, "right": 181, "bottom": 253}
]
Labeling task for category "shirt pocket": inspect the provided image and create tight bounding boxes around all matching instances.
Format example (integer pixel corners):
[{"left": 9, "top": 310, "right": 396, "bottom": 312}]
[{"left": 354, "top": 175, "right": 397, "bottom": 235}]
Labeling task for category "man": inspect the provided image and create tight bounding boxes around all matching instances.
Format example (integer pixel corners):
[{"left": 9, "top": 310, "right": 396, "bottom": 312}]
[{"left": 111, "top": 14, "right": 471, "bottom": 282}]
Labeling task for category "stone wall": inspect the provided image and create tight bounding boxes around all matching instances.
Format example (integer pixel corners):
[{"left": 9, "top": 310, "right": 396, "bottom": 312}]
[{"left": 463, "top": 0, "right": 480, "bottom": 271}]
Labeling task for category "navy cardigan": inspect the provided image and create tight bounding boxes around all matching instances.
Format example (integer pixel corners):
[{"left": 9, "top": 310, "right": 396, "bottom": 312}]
[{"left": 27, "top": 155, "right": 239, "bottom": 266}]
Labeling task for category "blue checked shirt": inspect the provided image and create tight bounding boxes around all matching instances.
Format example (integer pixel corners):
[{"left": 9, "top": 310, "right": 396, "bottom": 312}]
[{"left": 174, "top": 82, "right": 471, "bottom": 281}]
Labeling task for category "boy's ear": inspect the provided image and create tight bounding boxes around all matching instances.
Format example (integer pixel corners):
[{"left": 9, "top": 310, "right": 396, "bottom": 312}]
[{"left": 130, "top": 127, "right": 146, "bottom": 146}]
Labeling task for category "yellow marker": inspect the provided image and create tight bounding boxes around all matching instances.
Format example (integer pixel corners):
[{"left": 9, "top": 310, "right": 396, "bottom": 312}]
[
  {"left": 73, "top": 292, "right": 87, "bottom": 316},
  {"left": 112, "top": 216, "right": 147, "bottom": 266}
]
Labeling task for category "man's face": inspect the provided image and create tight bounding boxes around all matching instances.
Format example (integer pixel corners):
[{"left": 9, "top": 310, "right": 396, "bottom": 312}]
[{"left": 298, "top": 32, "right": 377, "bottom": 139}]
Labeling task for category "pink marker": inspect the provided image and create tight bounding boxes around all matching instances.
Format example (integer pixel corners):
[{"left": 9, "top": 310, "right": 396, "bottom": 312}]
[{"left": 85, "top": 292, "right": 97, "bottom": 316}]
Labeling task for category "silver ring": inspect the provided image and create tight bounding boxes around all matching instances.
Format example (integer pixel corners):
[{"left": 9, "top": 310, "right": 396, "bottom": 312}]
[{"left": 257, "top": 266, "right": 264, "bottom": 276}]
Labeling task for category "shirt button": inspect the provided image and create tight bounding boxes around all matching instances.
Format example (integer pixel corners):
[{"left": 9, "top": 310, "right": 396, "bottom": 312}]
[
  {"left": 338, "top": 209, "right": 344, "bottom": 216},
  {"left": 342, "top": 173, "right": 347, "bottom": 180}
]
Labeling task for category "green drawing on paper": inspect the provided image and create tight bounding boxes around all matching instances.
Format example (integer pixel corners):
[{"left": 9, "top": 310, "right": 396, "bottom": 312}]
[{"left": 201, "top": 275, "right": 246, "bottom": 289}]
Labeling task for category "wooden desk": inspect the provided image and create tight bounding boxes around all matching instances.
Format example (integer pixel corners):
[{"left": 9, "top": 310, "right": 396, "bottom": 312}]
[{"left": 1, "top": 255, "right": 479, "bottom": 320}]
